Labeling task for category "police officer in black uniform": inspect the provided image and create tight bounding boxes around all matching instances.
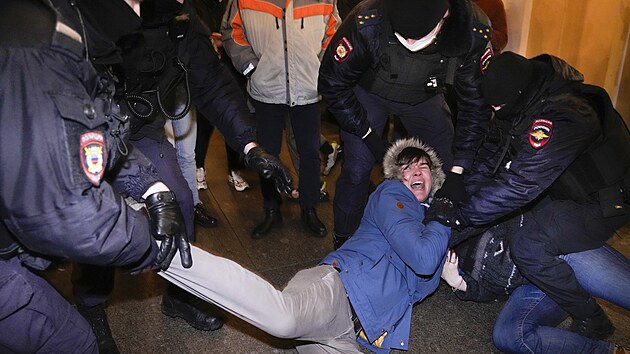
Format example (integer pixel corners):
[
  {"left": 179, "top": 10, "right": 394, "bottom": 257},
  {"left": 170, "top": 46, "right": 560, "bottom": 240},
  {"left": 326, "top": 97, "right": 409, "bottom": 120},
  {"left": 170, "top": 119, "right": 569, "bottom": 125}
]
[
  {"left": 0, "top": 0, "right": 191, "bottom": 351},
  {"left": 318, "top": 0, "right": 493, "bottom": 248},
  {"left": 0, "top": 0, "right": 292, "bottom": 352},
  {"left": 429, "top": 52, "right": 630, "bottom": 340}
]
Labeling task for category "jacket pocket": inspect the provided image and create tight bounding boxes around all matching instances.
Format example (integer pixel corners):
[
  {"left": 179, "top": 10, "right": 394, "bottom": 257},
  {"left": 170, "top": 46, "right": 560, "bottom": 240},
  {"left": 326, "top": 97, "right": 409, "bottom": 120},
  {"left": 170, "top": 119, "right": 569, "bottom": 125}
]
[{"left": 0, "top": 270, "right": 34, "bottom": 320}]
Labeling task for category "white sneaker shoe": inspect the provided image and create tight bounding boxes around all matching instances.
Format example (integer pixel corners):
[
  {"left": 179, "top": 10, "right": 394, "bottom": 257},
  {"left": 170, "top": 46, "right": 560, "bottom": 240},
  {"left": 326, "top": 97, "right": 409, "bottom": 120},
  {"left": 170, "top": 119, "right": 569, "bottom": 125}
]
[
  {"left": 196, "top": 167, "right": 208, "bottom": 190},
  {"left": 228, "top": 170, "right": 249, "bottom": 192},
  {"left": 323, "top": 141, "right": 340, "bottom": 176}
]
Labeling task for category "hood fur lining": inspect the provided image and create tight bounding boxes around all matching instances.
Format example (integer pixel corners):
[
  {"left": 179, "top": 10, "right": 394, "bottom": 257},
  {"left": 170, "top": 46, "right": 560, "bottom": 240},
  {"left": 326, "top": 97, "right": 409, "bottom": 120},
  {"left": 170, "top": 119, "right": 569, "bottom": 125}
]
[{"left": 382, "top": 138, "right": 446, "bottom": 195}]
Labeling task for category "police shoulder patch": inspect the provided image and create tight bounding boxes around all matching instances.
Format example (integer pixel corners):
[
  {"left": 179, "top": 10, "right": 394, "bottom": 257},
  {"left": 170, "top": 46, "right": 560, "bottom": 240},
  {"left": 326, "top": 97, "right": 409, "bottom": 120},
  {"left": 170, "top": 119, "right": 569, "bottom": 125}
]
[
  {"left": 80, "top": 131, "right": 107, "bottom": 186},
  {"left": 480, "top": 47, "right": 492, "bottom": 74},
  {"left": 334, "top": 36, "right": 353, "bottom": 62},
  {"left": 529, "top": 118, "right": 553, "bottom": 149}
]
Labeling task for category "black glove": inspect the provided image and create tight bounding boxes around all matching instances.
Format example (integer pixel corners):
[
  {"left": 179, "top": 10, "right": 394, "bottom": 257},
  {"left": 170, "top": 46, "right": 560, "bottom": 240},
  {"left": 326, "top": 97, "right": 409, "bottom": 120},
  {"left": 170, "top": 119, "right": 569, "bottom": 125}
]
[
  {"left": 424, "top": 197, "right": 468, "bottom": 231},
  {"left": 434, "top": 172, "right": 467, "bottom": 205},
  {"left": 362, "top": 130, "right": 388, "bottom": 162},
  {"left": 245, "top": 146, "right": 293, "bottom": 194},
  {"left": 145, "top": 191, "right": 192, "bottom": 270},
  {"left": 424, "top": 197, "right": 455, "bottom": 227}
]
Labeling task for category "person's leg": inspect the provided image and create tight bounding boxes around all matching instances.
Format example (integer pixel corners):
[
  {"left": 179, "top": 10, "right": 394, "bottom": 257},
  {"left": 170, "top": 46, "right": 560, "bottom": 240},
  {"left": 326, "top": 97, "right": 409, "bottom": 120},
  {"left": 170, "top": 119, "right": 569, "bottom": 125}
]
[
  {"left": 397, "top": 94, "right": 454, "bottom": 171},
  {"left": 509, "top": 199, "right": 629, "bottom": 338},
  {"left": 194, "top": 111, "right": 214, "bottom": 190},
  {"left": 290, "top": 103, "right": 327, "bottom": 237},
  {"left": 71, "top": 264, "right": 119, "bottom": 353},
  {"left": 333, "top": 87, "right": 390, "bottom": 247},
  {"left": 170, "top": 99, "right": 200, "bottom": 205},
  {"left": 160, "top": 248, "right": 358, "bottom": 352},
  {"left": 493, "top": 284, "right": 613, "bottom": 354},
  {"left": 168, "top": 106, "right": 218, "bottom": 228},
  {"left": 0, "top": 257, "right": 97, "bottom": 354},
  {"left": 131, "top": 138, "right": 195, "bottom": 241},
  {"left": 250, "top": 99, "right": 286, "bottom": 238},
  {"left": 285, "top": 115, "right": 301, "bottom": 173},
  {"left": 562, "top": 244, "right": 630, "bottom": 309}
]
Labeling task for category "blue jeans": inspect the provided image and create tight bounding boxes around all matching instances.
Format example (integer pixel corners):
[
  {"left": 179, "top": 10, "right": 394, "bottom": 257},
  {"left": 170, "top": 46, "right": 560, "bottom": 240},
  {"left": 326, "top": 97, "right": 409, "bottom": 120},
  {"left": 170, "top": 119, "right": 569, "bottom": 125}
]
[
  {"left": 493, "top": 245, "right": 629, "bottom": 353},
  {"left": 166, "top": 92, "right": 200, "bottom": 205}
]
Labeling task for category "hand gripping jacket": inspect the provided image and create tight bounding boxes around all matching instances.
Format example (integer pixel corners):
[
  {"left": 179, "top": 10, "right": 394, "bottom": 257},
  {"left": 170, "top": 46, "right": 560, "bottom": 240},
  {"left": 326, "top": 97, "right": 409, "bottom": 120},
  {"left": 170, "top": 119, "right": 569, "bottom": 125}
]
[
  {"left": 0, "top": 0, "right": 159, "bottom": 268},
  {"left": 318, "top": 0, "right": 493, "bottom": 169}
]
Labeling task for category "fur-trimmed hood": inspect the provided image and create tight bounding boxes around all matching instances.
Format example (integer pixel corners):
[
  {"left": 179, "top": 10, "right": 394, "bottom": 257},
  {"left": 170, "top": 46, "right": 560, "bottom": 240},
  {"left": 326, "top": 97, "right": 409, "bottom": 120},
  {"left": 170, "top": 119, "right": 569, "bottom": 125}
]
[{"left": 383, "top": 138, "right": 446, "bottom": 196}]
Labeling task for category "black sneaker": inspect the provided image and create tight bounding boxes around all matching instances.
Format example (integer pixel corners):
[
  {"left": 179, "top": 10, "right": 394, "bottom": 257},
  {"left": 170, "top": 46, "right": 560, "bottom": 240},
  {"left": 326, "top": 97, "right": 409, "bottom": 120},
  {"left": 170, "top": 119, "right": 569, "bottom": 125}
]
[
  {"left": 161, "top": 286, "right": 224, "bottom": 331},
  {"left": 569, "top": 306, "right": 615, "bottom": 340},
  {"left": 76, "top": 304, "right": 120, "bottom": 354}
]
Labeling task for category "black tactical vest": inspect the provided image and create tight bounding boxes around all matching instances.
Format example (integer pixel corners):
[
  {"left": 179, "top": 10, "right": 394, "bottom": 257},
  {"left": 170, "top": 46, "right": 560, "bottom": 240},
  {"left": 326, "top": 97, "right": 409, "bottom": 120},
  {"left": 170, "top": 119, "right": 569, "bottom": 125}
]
[{"left": 358, "top": 19, "right": 453, "bottom": 105}]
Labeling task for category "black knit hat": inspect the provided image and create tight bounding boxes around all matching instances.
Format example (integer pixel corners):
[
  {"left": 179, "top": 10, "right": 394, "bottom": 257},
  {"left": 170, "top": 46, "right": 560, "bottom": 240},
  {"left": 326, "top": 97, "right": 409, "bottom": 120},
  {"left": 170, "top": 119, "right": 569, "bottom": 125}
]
[
  {"left": 481, "top": 51, "right": 534, "bottom": 106},
  {"left": 388, "top": 0, "right": 450, "bottom": 39}
]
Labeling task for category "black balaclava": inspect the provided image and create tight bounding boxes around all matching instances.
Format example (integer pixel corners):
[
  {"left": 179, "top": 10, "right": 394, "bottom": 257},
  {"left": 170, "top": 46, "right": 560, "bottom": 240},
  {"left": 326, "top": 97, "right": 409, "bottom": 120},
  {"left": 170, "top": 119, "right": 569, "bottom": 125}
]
[
  {"left": 481, "top": 51, "right": 534, "bottom": 120},
  {"left": 388, "top": 0, "right": 450, "bottom": 39}
]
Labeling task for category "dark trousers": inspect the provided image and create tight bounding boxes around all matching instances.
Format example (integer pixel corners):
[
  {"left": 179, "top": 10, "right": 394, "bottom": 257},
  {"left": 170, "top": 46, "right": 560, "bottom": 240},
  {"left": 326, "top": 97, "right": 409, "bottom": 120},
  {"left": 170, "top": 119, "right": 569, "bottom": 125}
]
[
  {"left": 196, "top": 111, "right": 244, "bottom": 172},
  {"left": 252, "top": 99, "right": 321, "bottom": 210},
  {"left": 0, "top": 257, "right": 97, "bottom": 353},
  {"left": 131, "top": 137, "right": 195, "bottom": 241},
  {"left": 333, "top": 87, "right": 454, "bottom": 236},
  {"left": 509, "top": 197, "right": 630, "bottom": 319}
]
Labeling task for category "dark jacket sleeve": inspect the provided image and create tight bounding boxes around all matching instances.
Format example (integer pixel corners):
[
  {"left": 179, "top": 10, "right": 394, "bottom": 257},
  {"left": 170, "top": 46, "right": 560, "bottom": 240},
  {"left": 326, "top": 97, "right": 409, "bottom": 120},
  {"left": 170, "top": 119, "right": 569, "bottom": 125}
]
[
  {"left": 182, "top": 15, "right": 256, "bottom": 153},
  {"left": 451, "top": 8, "right": 493, "bottom": 169},
  {"left": 454, "top": 273, "right": 499, "bottom": 302},
  {"left": 318, "top": 4, "right": 376, "bottom": 139},
  {"left": 0, "top": 45, "right": 157, "bottom": 268},
  {"left": 460, "top": 100, "right": 601, "bottom": 225}
]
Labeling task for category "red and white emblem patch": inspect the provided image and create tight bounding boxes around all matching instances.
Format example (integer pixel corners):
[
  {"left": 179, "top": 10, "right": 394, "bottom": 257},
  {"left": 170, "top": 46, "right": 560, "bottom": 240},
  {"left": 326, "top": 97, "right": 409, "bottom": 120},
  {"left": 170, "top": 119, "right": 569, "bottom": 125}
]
[
  {"left": 480, "top": 47, "right": 492, "bottom": 74},
  {"left": 80, "top": 131, "right": 107, "bottom": 186},
  {"left": 529, "top": 118, "right": 553, "bottom": 149},
  {"left": 333, "top": 37, "right": 353, "bottom": 62}
]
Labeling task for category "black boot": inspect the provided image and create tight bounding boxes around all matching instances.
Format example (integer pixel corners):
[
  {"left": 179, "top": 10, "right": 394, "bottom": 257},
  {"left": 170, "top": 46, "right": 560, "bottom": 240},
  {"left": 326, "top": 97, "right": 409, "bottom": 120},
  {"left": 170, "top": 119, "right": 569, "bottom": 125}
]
[
  {"left": 252, "top": 208, "right": 282, "bottom": 239},
  {"left": 569, "top": 304, "right": 614, "bottom": 340},
  {"left": 301, "top": 208, "right": 327, "bottom": 237},
  {"left": 75, "top": 304, "right": 120, "bottom": 354},
  {"left": 332, "top": 232, "right": 351, "bottom": 249},
  {"left": 194, "top": 203, "right": 218, "bottom": 228},
  {"left": 161, "top": 285, "right": 224, "bottom": 331}
]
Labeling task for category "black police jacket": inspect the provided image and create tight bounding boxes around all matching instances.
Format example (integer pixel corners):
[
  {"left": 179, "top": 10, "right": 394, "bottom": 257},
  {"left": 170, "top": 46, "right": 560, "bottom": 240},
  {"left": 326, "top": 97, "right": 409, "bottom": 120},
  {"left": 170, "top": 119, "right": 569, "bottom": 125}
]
[
  {"left": 0, "top": 0, "right": 159, "bottom": 268},
  {"left": 318, "top": 0, "right": 493, "bottom": 169},
  {"left": 460, "top": 55, "right": 630, "bottom": 226},
  {"left": 119, "top": 0, "right": 256, "bottom": 151}
]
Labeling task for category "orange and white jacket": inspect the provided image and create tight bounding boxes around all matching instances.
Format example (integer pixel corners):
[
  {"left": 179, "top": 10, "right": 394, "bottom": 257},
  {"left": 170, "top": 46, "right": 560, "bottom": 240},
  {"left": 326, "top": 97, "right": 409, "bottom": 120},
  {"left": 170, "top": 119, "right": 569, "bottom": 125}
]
[{"left": 221, "top": 0, "right": 340, "bottom": 106}]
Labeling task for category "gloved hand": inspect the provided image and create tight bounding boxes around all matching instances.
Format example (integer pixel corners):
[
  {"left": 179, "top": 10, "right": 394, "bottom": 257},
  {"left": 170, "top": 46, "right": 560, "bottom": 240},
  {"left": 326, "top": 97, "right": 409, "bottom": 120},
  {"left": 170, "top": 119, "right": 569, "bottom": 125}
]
[
  {"left": 145, "top": 191, "right": 192, "bottom": 270},
  {"left": 245, "top": 146, "right": 293, "bottom": 194},
  {"left": 434, "top": 172, "right": 467, "bottom": 205},
  {"left": 424, "top": 197, "right": 455, "bottom": 227},
  {"left": 362, "top": 130, "right": 389, "bottom": 162},
  {"left": 441, "top": 249, "right": 466, "bottom": 291}
]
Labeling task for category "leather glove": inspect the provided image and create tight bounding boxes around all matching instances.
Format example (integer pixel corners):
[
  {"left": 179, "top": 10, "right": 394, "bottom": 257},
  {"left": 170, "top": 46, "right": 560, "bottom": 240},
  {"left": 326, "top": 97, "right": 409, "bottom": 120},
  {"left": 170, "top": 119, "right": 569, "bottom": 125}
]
[
  {"left": 441, "top": 249, "right": 467, "bottom": 291},
  {"left": 245, "top": 146, "right": 293, "bottom": 194},
  {"left": 362, "top": 130, "right": 388, "bottom": 162},
  {"left": 434, "top": 172, "right": 467, "bottom": 205},
  {"left": 145, "top": 191, "right": 192, "bottom": 270},
  {"left": 424, "top": 197, "right": 455, "bottom": 227}
]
